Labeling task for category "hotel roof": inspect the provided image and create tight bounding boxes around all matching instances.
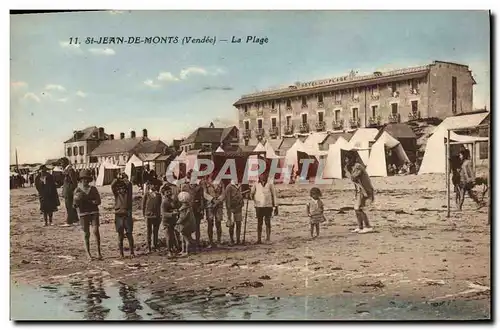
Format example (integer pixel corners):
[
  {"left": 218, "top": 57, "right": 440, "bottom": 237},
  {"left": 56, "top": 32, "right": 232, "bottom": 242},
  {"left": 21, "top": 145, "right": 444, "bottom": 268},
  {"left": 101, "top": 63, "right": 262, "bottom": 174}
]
[{"left": 233, "top": 61, "right": 475, "bottom": 106}]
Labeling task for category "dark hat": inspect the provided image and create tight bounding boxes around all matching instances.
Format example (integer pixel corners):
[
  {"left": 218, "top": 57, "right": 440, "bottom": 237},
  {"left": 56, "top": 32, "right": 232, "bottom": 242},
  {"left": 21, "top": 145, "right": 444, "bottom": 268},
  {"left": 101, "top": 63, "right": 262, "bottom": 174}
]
[{"left": 79, "top": 169, "right": 93, "bottom": 180}]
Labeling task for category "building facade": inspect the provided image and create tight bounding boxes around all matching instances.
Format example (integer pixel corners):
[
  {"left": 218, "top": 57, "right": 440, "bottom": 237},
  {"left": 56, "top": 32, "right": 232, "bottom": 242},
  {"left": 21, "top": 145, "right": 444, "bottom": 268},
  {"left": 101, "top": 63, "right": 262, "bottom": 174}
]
[
  {"left": 180, "top": 126, "right": 239, "bottom": 152},
  {"left": 63, "top": 126, "right": 108, "bottom": 165},
  {"left": 233, "top": 61, "right": 476, "bottom": 146},
  {"left": 90, "top": 129, "right": 151, "bottom": 165}
]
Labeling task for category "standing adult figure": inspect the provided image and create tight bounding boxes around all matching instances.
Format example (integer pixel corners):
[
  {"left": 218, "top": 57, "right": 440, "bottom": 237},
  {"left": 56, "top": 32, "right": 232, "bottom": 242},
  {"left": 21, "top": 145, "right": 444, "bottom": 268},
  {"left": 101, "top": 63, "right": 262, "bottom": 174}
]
[
  {"left": 35, "top": 165, "right": 60, "bottom": 226},
  {"left": 61, "top": 158, "right": 79, "bottom": 226},
  {"left": 458, "top": 148, "right": 484, "bottom": 210},
  {"left": 250, "top": 172, "right": 278, "bottom": 244},
  {"left": 203, "top": 174, "right": 225, "bottom": 247}
]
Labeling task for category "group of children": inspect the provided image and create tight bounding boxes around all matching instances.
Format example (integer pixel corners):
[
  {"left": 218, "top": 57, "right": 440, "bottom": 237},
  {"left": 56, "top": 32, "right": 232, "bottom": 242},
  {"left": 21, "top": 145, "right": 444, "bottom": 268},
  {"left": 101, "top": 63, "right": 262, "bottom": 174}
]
[{"left": 67, "top": 151, "right": 375, "bottom": 260}]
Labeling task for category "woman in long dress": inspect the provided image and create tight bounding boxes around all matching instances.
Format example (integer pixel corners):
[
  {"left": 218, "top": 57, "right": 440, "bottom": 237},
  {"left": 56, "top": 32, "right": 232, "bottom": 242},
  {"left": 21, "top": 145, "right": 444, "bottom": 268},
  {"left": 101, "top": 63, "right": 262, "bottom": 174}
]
[{"left": 35, "top": 165, "right": 60, "bottom": 226}]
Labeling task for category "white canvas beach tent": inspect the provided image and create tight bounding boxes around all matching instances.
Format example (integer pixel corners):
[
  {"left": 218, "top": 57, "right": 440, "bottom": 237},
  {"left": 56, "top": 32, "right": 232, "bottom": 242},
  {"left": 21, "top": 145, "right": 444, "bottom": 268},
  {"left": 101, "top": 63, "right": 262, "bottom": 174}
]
[
  {"left": 284, "top": 138, "right": 306, "bottom": 171},
  {"left": 215, "top": 146, "right": 225, "bottom": 153},
  {"left": 348, "top": 128, "right": 378, "bottom": 164},
  {"left": 124, "top": 154, "right": 143, "bottom": 180},
  {"left": 95, "top": 161, "right": 122, "bottom": 186},
  {"left": 246, "top": 141, "right": 281, "bottom": 182},
  {"left": 168, "top": 150, "right": 187, "bottom": 178},
  {"left": 366, "top": 131, "right": 410, "bottom": 177},
  {"left": 302, "top": 132, "right": 329, "bottom": 159},
  {"left": 418, "top": 125, "right": 488, "bottom": 174},
  {"left": 323, "top": 136, "right": 356, "bottom": 179}
]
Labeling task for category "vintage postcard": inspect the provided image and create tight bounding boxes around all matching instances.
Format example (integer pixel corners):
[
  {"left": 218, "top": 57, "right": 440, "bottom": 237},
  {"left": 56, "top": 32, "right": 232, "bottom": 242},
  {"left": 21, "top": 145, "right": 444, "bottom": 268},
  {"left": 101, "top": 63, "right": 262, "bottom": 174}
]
[{"left": 9, "top": 10, "right": 491, "bottom": 321}]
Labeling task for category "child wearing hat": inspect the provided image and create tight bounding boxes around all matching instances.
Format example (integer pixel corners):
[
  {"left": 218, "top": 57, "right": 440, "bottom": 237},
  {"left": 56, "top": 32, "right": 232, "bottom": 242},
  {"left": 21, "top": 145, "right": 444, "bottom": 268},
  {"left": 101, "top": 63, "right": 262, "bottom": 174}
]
[
  {"left": 142, "top": 178, "right": 163, "bottom": 252},
  {"left": 73, "top": 169, "right": 102, "bottom": 260},
  {"left": 111, "top": 172, "right": 135, "bottom": 259},
  {"left": 175, "top": 191, "right": 196, "bottom": 256}
]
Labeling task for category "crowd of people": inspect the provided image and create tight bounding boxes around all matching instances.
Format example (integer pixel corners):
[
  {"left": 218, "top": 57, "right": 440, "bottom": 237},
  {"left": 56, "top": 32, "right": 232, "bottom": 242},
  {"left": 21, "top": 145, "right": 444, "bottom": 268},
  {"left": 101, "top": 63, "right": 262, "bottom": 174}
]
[{"left": 29, "top": 148, "right": 485, "bottom": 260}]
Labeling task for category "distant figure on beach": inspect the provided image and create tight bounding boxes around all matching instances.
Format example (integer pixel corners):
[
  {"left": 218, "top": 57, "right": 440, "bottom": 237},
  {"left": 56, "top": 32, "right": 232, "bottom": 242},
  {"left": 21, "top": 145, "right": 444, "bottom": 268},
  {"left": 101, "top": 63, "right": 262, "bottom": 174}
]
[
  {"left": 202, "top": 174, "right": 225, "bottom": 247},
  {"left": 458, "top": 149, "right": 485, "bottom": 210},
  {"left": 60, "top": 158, "right": 79, "bottom": 227},
  {"left": 344, "top": 151, "right": 374, "bottom": 234},
  {"left": 35, "top": 165, "right": 60, "bottom": 226},
  {"left": 224, "top": 180, "right": 244, "bottom": 245},
  {"left": 449, "top": 154, "right": 462, "bottom": 208}
]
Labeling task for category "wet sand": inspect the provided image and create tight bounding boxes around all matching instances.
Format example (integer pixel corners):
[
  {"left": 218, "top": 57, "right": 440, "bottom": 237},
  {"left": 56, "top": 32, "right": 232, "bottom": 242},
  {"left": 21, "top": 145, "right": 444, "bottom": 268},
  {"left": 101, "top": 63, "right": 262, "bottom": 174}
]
[{"left": 10, "top": 170, "right": 491, "bottom": 318}]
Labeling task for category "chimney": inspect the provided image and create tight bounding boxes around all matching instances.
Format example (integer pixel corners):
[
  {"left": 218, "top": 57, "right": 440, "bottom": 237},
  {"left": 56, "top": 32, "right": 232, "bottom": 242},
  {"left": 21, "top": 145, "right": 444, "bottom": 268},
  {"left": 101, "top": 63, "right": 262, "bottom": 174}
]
[
  {"left": 109, "top": 134, "right": 114, "bottom": 140},
  {"left": 142, "top": 129, "right": 148, "bottom": 138},
  {"left": 98, "top": 127, "right": 104, "bottom": 139},
  {"left": 120, "top": 132, "right": 125, "bottom": 139},
  {"left": 131, "top": 131, "right": 136, "bottom": 138}
]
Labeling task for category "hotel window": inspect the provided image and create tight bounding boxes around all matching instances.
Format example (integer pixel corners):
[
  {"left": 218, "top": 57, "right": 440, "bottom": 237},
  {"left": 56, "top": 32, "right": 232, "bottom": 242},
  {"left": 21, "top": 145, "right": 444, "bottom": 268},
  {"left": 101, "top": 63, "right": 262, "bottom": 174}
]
[
  {"left": 335, "top": 92, "right": 341, "bottom": 101},
  {"left": 271, "top": 100, "right": 275, "bottom": 109},
  {"left": 371, "top": 85, "right": 379, "bottom": 95},
  {"left": 452, "top": 76, "right": 457, "bottom": 114},
  {"left": 411, "top": 79, "right": 418, "bottom": 90},
  {"left": 411, "top": 100, "right": 418, "bottom": 114},
  {"left": 79, "top": 146, "right": 84, "bottom": 156},
  {"left": 391, "top": 82, "right": 397, "bottom": 93},
  {"left": 286, "top": 115, "right": 292, "bottom": 126},
  {"left": 67, "top": 148, "right": 72, "bottom": 157},
  {"left": 301, "top": 96, "right": 307, "bottom": 107},
  {"left": 371, "top": 105, "right": 378, "bottom": 118},
  {"left": 392, "top": 103, "right": 399, "bottom": 115},
  {"left": 301, "top": 113, "right": 308, "bottom": 124},
  {"left": 73, "top": 146, "right": 78, "bottom": 156},
  {"left": 257, "top": 119, "right": 263, "bottom": 129},
  {"left": 334, "top": 110, "right": 341, "bottom": 122},
  {"left": 243, "top": 105, "right": 248, "bottom": 114},
  {"left": 318, "top": 93, "right": 323, "bottom": 103},
  {"left": 244, "top": 121, "right": 250, "bottom": 130},
  {"left": 271, "top": 118, "right": 277, "bottom": 128},
  {"left": 318, "top": 111, "right": 324, "bottom": 123},
  {"left": 286, "top": 99, "right": 292, "bottom": 108},
  {"left": 352, "top": 108, "right": 359, "bottom": 121}
]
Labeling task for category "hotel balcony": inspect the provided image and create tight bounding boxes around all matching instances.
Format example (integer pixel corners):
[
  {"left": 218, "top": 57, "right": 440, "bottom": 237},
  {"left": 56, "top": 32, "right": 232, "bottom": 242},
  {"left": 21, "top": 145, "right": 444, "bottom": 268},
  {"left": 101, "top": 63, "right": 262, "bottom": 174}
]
[
  {"left": 349, "top": 118, "right": 361, "bottom": 129},
  {"left": 257, "top": 109, "right": 264, "bottom": 116},
  {"left": 368, "top": 116, "right": 382, "bottom": 127},
  {"left": 388, "top": 114, "right": 401, "bottom": 124},
  {"left": 299, "top": 123, "right": 310, "bottom": 134},
  {"left": 408, "top": 111, "right": 421, "bottom": 121},
  {"left": 270, "top": 107, "right": 278, "bottom": 114},
  {"left": 352, "top": 96, "right": 360, "bottom": 103},
  {"left": 332, "top": 120, "right": 344, "bottom": 130},
  {"left": 244, "top": 111, "right": 250, "bottom": 117},
  {"left": 255, "top": 128, "right": 265, "bottom": 138},
  {"left": 391, "top": 91, "right": 400, "bottom": 98},
  {"left": 286, "top": 106, "right": 293, "bottom": 112},
  {"left": 301, "top": 103, "right": 308, "bottom": 109},
  {"left": 242, "top": 129, "right": 251, "bottom": 139},
  {"left": 269, "top": 126, "right": 279, "bottom": 138},
  {"left": 317, "top": 101, "right": 324, "bottom": 108},
  {"left": 370, "top": 94, "right": 380, "bottom": 101},
  {"left": 334, "top": 99, "right": 342, "bottom": 105},
  {"left": 410, "top": 88, "right": 420, "bottom": 95},
  {"left": 284, "top": 125, "right": 294, "bottom": 135},
  {"left": 315, "top": 121, "right": 326, "bottom": 132}
]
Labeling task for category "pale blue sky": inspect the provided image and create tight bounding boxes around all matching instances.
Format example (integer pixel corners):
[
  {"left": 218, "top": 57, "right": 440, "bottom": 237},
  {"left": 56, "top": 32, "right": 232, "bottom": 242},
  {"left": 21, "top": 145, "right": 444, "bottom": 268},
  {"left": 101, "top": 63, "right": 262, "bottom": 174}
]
[{"left": 10, "top": 10, "right": 490, "bottom": 163}]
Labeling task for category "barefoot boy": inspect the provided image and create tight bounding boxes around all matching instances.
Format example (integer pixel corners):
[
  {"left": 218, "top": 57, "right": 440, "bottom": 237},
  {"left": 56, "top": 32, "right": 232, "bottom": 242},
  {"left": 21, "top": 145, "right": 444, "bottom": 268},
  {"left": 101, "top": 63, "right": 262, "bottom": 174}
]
[
  {"left": 111, "top": 172, "right": 135, "bottom": 258},
  {"left": 73, "top": 169, "right": 102, "bottom": 260}
]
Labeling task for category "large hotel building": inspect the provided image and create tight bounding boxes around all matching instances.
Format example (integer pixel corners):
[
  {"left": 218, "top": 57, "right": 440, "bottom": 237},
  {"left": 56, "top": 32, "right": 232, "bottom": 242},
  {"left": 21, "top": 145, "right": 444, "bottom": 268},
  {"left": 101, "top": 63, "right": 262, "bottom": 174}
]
[{"left": 233, "top": 60, "right": 476, "bottom": 146}]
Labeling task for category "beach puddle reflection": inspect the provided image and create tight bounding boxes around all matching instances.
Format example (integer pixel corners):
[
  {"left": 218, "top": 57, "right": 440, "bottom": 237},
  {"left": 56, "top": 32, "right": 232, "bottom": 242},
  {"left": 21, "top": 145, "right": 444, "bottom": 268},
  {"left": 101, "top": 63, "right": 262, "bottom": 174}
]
[{"left": 10, "top": 277, "right": 490, "bottom": 321}]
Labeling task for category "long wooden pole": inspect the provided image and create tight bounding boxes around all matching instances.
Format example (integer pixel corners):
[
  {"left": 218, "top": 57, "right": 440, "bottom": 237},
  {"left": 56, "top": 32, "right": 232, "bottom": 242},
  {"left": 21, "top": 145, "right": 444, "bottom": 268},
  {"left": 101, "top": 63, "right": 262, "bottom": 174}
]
[{"left": 446, "top": 129, "right": 450, "bottom": 218}]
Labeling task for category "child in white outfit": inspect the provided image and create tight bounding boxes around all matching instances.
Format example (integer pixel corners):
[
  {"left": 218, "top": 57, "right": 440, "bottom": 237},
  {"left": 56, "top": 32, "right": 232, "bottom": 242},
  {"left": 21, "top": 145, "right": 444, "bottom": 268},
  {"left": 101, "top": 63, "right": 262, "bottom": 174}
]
[{"left": 306, "top": 187, "right": 325, "bottom": 239}]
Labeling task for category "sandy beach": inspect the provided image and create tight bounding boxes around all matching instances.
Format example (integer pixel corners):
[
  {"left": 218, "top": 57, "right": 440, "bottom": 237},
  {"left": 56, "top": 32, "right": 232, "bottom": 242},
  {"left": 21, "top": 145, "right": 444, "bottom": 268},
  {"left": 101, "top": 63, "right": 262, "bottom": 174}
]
[{"left": 10, "top": 169, "right": 490, "bottom": 316}]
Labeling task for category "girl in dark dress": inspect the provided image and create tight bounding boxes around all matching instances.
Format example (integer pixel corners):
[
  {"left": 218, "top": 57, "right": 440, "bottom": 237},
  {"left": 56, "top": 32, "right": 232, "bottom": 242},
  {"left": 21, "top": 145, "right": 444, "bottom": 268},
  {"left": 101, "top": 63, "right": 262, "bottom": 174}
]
[{"left": 35, "top": 165, "right": 60, "bottom": 226}]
